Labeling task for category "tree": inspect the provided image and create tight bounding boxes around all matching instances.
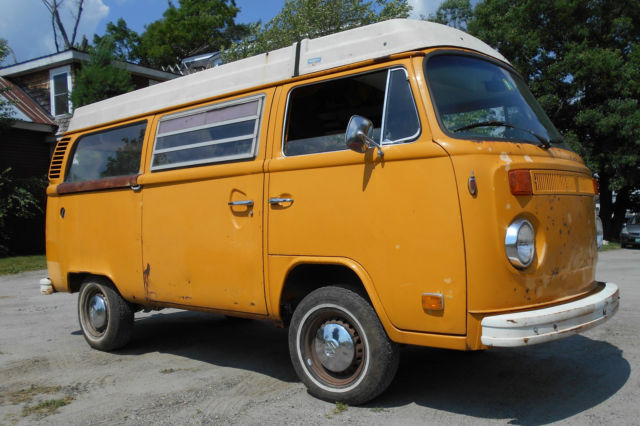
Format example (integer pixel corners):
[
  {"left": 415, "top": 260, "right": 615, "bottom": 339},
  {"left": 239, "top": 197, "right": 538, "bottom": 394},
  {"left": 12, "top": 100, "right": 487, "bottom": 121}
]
[
  {"left": 134, "top": 0, "right": 248, "bottom": 69},
  {"left": 41, "top": 0, "right": 85, "bottom": 52},
  {"left": 70, "top": 38, "right": 134, "bottom": 108},
  {"left": 223, "top": 0, "right": 411, "bottom": 62},
  {"left": 430, "top": 0, "right": 472, "bottom": 30},
  {"left": 93, "top": 18, "right": 141, "bottom": 63},
  {"left": 431, "top": 0, "right": 640, "bottom": 240}
]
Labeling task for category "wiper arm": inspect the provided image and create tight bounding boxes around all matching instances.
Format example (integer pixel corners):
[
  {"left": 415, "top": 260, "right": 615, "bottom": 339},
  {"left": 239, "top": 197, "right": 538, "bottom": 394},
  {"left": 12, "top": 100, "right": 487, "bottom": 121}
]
[{"left": 453, "top": 120, "right": 551, "bottom": 149}]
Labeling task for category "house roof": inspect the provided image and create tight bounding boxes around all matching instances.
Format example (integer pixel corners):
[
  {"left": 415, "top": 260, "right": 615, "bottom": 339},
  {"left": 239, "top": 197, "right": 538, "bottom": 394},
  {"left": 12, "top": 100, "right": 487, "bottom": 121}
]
[
  {"left": 68, "top": 19, "right": 508, "bottom": 133},
  {"left": 0, "top": 77, "right": 56, "bottom": 126},
  {"left": 0, "top": 49, "right": 178, "bottom": 82}
]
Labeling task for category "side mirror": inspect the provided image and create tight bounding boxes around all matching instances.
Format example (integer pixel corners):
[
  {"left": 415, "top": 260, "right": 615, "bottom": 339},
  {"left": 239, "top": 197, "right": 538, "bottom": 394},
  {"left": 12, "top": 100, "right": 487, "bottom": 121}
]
[{"left": 345, "top": 115, "right": 383, "bottom": 157}]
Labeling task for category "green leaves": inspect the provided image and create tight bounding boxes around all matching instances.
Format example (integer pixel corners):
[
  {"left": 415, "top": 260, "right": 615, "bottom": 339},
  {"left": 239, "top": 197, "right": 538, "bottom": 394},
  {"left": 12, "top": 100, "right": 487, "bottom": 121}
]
[
  {"left": 0, "top": 169, "right": 46, "bottom": 256},
  {"left": 223, "top": 0, "right": 411, "bottom": 62},
  {"left": 135, "top": 0, "right": 247, "bottom": 69},
  {"left": 70, "top": 38, "right": 134, "bottom": 108}
]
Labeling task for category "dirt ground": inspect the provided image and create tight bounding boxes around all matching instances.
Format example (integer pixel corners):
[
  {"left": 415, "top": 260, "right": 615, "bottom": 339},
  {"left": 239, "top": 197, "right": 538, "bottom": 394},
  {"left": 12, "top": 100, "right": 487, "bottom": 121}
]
[{"left": 0, "top": 249, "right": 638, "bottom": 425}]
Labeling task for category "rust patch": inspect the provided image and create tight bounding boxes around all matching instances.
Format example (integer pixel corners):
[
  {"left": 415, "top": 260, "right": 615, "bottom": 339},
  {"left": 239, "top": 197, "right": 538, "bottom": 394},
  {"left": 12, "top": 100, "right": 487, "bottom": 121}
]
[
  {"left": 57, "top": 174, "right": 139, "bottom": 195},
  {"left": 553, "top": 323, "right": 558, "bottom": 331},
  {"left": 523, "top": 338, "right": 529, "bottom": 344},
  {"left": 143, "top": 263, "right": 151, "bottom": 301}
]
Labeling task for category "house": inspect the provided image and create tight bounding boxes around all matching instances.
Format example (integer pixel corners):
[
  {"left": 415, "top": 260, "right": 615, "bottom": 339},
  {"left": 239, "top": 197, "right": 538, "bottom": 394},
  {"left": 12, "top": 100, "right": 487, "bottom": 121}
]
[
  {"left": 0, "top": 49, "right": 178, "bottom": 255},
  {"left": 0, "top": 48, "right": 179, "bottom": 136}
]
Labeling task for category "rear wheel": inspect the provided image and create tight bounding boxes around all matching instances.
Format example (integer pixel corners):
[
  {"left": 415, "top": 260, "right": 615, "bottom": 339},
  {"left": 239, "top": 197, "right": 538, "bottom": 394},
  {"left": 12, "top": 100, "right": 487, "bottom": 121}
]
[
  {"left": 288, "top": 286, "right": 399, "bottom": 405},
  {"left": 78, "top": 277, "right": 134, "bottom": 351}
]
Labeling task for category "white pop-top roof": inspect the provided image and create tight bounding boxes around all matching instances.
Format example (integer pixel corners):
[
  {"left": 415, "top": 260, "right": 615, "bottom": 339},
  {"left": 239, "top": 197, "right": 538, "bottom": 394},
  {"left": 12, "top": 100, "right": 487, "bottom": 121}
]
[{"left": 68, "top": 19, "right": 507, "bottom": 132}]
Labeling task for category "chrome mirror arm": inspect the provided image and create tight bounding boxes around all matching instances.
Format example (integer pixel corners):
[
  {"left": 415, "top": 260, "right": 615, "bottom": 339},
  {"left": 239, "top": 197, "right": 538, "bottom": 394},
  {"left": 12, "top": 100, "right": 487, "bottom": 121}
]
[{"left": 358, "top": 131, "right": 384, "bottom": 157}]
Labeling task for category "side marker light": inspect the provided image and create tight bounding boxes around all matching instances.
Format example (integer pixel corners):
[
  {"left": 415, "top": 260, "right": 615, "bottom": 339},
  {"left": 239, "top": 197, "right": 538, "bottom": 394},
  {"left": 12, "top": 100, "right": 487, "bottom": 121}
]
[{"left": 422, "top": 293, "right": 444, "bottom": 311}]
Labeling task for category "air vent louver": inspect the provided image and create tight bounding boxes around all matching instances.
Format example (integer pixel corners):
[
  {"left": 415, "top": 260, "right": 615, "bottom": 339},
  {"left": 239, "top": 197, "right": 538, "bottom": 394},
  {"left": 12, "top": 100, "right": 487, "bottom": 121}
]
[{"left": 48, "top": 138, "right": 70, "bottom": 180}]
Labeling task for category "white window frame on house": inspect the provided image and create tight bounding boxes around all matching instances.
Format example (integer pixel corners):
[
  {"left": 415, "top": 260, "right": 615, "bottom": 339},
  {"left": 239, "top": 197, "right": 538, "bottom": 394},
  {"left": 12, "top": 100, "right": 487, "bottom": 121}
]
[{"left": 49, "top": 65, "right": 72, "bottom": 116}]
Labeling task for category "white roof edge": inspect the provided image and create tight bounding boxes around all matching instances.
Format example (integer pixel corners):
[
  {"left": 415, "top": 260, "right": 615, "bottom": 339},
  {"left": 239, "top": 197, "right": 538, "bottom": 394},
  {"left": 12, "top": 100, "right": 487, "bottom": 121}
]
[
  {"left": 0, "top": 50, "right": 78, "bottom": 77},
  {"left": 0, "top": 49, "right": 177, "bottom": 81},
  {"left": 68, "top": 19, "right": 508, "bottom": 133}
]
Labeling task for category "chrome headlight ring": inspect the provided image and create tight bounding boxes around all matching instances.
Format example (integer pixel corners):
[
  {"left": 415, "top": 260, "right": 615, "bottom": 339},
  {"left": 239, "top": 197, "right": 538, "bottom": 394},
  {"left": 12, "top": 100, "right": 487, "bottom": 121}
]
[{"left": 505, "top": 218, "right": 536, "bottom": 269}]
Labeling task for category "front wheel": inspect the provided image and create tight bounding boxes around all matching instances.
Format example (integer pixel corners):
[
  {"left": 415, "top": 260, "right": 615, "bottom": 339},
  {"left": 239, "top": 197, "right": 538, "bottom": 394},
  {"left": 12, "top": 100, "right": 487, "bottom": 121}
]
[
  {"left": 78, "top": 277, "right": 134, "bottom": 351},
  {"left": 288, "top": 286, "right": 399, "bottom": 405}
]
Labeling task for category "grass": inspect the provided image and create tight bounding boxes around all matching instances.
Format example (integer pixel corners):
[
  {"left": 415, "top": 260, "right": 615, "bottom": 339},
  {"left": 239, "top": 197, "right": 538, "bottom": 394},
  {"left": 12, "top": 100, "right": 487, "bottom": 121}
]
[
  {"left": 0, "top": 255, "right": 46, "bottom": 275},
  {"left": 600, "top": 241, "right": 621, "bottom": 252},
  {"left": 333, "top": 402, "right": 348, "bottom": 414},
  {"left": 21, "top": 396, "right": 74, "bottom": 417},
  {"left": 7, "top": 385, "right": 61, "bottom": 404}
]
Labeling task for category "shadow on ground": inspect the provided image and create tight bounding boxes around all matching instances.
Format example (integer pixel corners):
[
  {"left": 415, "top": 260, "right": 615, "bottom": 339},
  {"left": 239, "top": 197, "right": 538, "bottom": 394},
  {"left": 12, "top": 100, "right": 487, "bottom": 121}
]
[
  {"left": 118, "top": 310, "right": 297, "bottom": 383},
  {"left": 74, "top": 311, "right": 629, "bottom": 424},
  {"left": 375, "top": 335, "right": 629, "bottom": 425}
]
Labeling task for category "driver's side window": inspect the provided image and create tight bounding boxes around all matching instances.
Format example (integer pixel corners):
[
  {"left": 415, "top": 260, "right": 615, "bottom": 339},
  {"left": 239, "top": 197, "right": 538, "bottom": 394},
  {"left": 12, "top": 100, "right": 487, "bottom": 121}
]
[{"left": 283, "top": 67, "right": 420, "bottom": 156}]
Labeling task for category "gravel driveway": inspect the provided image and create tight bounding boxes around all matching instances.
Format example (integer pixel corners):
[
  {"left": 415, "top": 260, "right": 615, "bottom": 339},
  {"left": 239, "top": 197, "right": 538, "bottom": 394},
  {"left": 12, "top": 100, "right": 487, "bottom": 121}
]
[{"left": 0, "top": 249, "right": 638, "bottom": 425}]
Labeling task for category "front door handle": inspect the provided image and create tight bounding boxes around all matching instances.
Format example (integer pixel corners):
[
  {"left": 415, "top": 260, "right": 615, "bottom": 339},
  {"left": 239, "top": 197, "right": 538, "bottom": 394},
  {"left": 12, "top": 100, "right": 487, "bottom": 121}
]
[
  {"left": 130, "top": 184, "right": 142, "bottom": 192},
  {"left": 228, "top": 200, "right": 254, "bottom": 207},
  {"left": 269, "top": 197, "right": 294, "bottom": 205}
]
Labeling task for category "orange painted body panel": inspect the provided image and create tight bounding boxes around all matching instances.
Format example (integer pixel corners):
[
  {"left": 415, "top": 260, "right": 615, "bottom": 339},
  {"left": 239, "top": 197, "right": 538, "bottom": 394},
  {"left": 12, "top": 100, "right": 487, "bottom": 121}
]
[
  {"left": 137, "top": 90, "right": 274, "bottom": 314},
  {"left": 45, "top": 117, "right": 152, "bottom": 302},
  {"left": 45, "top": 48, "right": 600, "bottom": 352}
]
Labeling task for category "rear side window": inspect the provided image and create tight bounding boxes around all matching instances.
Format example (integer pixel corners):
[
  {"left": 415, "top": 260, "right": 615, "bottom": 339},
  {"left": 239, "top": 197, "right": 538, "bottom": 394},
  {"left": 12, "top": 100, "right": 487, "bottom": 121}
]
[
  {"left": 66, "top": 121, "right": 147, "bottom": 182},
  {"left": 284, "top": 67, "right": 420, "bottom": 156},
  {"left": 151, "top": 95, "right": 264, "bottom": 171}
]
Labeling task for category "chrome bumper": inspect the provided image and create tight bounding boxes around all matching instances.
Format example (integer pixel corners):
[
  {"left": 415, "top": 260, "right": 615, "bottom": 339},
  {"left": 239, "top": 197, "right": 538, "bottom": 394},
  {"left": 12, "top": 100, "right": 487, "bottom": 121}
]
[{"left": 481, "top": 282, "right": 619, "bottom": 347}]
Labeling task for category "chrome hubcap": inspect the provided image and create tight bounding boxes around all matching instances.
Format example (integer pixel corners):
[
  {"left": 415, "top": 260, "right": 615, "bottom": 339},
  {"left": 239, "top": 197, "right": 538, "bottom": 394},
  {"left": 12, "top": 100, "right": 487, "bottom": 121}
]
[
  {"left": 88, "top": 294, "right": 107, "bottom": 330},
  {"left": 314, "top": 322, "right": 355, "bottom": 372}
]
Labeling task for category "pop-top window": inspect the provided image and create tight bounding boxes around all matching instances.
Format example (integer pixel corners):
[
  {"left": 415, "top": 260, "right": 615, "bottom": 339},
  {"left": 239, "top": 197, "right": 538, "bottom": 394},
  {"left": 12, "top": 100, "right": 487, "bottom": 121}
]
[
  {"left": 151, "top": 95, "right": 264, "bottom": 170},
  {"left": 284, "top": 67, "right": 420, "bottom": 156},
  {"left": 66, "top": 122, "right": 147, "bottom": 183}
]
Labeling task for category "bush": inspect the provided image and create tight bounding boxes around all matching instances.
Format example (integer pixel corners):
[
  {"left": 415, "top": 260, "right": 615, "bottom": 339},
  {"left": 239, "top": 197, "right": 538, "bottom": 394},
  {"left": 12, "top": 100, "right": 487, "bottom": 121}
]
[{"left": 0, "top": 168, "right": 47, "bottom": 256}]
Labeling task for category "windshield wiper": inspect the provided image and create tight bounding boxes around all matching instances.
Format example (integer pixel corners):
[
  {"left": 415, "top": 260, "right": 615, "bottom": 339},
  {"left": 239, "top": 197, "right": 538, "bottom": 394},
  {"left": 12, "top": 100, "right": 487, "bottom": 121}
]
[{"left": 453, "top": 120, "right": 551, "bottom": 149}]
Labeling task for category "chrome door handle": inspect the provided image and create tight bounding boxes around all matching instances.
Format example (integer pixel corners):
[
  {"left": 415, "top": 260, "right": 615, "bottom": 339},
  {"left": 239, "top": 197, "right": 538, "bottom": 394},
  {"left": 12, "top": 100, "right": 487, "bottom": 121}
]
[
  {"left": 269, "top": 197, "right": 294, "bottom": 205},
  {"left": 228, "top": 200, "right": 254, "bottom": 206},
  {"left": 130, "top": 184, "right": 142, "bottom": 192}
]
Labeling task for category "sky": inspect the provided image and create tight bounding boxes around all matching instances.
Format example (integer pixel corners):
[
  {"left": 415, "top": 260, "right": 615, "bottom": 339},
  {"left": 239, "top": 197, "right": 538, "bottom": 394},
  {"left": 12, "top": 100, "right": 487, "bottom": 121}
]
[{"left": 0, "top": 0, "right": 445, "bottom": 67}]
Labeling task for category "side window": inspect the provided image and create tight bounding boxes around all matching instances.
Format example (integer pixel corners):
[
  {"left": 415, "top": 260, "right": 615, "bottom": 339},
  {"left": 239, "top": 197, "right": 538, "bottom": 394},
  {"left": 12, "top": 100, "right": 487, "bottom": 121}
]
[
  {"left": 382, "top": 68, "right": 420, "bottom": 144},
  {"left": 66, "top": 121, "right": 146, "bottom": 182},
  {"left": 151, "top": 95, "right": 264, "bottom": 171},
  {"left": 284, "top": 67, "right": 420, "bottom": 156},
  {"left": 49, "top": 66, "right": 72, "bottom": 116}
]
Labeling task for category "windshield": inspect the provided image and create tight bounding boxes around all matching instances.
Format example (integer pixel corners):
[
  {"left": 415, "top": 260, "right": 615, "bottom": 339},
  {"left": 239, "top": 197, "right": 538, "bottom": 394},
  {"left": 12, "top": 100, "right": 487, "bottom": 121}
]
[{"left": 425, "top": 54, "right": 565, "bottom": 147}]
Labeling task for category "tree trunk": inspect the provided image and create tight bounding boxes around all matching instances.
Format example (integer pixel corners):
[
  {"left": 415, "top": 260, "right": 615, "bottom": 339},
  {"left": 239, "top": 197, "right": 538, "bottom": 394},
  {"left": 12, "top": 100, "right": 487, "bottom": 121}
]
[{"left": 599, "top": 173, "right": 615, "bottom": 240}]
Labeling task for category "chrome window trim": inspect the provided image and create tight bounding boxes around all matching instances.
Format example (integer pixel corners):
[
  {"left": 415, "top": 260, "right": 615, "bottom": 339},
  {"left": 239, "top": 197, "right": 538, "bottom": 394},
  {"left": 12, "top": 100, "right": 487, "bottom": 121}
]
[
  {"left": 156, "top": 115, "right": 259, "bottom": 139},
  {"left": 150, "top": 94, "right": 264, "bottom": 171},
  {"left": 154, "top": 133, "right": 256, "bottom": 154},
  {"left": 381, "top": 68, "right": 422, "bottom": 146}
]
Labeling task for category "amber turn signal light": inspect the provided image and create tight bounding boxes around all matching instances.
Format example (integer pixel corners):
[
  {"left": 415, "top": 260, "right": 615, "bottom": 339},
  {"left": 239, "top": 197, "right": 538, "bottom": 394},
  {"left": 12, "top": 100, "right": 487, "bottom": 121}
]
[
  {"left": 509, "top": 170, "right": 533, "bottom": 196},
  {"left": 422, "top": 293, "right": 444, "bottom": 311},
  {"left": 592, "top": 178, "right": 599, "bottom": 195}
]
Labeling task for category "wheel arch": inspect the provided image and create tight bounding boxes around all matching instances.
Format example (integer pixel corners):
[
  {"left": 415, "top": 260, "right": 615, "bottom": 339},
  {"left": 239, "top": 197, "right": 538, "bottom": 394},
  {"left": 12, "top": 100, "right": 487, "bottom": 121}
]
[{"left": 272, "top": 257, "right": 393, "bottom": 332}]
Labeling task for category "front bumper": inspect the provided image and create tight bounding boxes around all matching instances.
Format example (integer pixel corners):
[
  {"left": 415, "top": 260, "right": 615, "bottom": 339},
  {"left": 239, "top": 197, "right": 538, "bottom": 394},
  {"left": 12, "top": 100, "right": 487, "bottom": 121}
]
[{"left": 481, "top": 282, "right": 619, "bottom": 347}]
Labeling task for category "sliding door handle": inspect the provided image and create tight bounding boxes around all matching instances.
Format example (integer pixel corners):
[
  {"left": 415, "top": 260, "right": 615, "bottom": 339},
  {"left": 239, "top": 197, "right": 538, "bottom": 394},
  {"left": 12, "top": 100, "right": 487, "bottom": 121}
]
[
  {"left": 228, "top": 200, "right": 254, "bottom": 206},
  {"left": 269, "top": 197, "right": 294, "bottom": 205}
]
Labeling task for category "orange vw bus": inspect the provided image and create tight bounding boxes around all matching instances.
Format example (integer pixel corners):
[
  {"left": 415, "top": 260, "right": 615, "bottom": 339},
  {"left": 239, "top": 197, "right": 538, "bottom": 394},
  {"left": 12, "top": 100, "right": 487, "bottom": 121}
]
[{"left": 42, "top": 19, "right": 619, "bottom": 404}]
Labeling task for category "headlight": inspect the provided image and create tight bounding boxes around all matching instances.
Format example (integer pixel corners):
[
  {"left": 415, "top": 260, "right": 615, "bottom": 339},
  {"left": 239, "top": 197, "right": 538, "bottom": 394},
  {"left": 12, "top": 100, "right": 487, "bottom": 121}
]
[
  {"left": 621, "top": 227, "right": 628, "bottom": 235},
  {"left": 505, "top": 218, "right": 535, "bottom": 269}
]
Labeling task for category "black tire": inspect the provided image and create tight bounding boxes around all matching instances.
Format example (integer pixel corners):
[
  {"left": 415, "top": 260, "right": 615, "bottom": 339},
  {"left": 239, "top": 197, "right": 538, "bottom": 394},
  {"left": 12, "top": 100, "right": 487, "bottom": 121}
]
[
  {"left": 288, "top": 286, "right": 399, "bottom": 405},
  {"left": 78, "top": 276, "right": 134, "bottom": 351}
]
